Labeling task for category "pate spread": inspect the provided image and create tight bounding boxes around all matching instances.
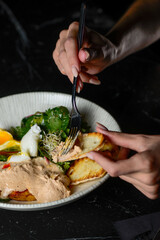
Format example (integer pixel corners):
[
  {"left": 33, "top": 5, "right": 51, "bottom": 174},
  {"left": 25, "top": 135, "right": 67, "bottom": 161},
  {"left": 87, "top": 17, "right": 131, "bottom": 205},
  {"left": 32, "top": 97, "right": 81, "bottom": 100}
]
[
  {"left": 52, "top": 142, "right": 82, "bottom": 163},
  {"left": 0, "top": 157, "right": 71, "bottom": 203}
]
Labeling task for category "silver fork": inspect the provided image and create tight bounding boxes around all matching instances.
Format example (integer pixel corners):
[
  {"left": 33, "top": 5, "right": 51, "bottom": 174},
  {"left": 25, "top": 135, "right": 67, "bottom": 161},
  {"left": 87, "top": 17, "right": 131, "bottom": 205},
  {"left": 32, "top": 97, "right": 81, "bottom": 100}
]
[{"left": 60, "top": 3, "right": 86, "bottom": 155}]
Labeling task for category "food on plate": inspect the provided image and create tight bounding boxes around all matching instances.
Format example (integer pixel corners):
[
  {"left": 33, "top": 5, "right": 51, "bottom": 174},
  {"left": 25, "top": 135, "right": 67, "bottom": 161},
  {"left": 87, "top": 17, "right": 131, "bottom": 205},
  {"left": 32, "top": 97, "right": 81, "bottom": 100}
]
[
  {"left": 0, "top": 129, "right": 13, "bottom": 145},
  {"left": 21, "top": 124, "right": 41, "bottom": 157},
  {"left": 8, "top": 190, "right": 36, "bottom": 201},
  {"left": 7, "top": 153, "right": 31, "bottom": 163},
  {"left": 0, "top": 105, "right": 119, "bottom": 203},
  {"left": 10, "top": 106, "right": 71, "bottom": 141},
  {"left": 52, "top": 132, "right": 105, "bottom": 162},
  {"left": 66, "top": 138, "right": 119, "bottom": 185},
  {"left": 0, "top": 138, "right": 21, "bottom": 161},
  {"left": 67, "top": 157, "right": 106, "bottom": 185},
  {"left": 0, "top": 157, "right": 70, "bottom": 203}
]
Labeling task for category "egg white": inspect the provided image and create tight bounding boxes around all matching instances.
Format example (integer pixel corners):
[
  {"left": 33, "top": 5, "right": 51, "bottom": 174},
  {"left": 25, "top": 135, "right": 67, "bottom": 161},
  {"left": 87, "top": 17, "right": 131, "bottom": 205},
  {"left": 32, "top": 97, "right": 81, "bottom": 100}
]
[
  {"left": 7, "top": 152, "right": 31, "bottom": 162},
  {"left": 20, "top": 124, "right": 41, "bottom": 157}
]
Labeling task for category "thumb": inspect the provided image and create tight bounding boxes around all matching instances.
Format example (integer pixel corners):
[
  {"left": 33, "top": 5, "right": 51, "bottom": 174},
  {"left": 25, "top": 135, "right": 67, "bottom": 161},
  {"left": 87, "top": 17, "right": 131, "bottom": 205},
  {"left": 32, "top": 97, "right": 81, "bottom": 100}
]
[{"left": 79, "top": 48, "right": 100, "bottom": 63}]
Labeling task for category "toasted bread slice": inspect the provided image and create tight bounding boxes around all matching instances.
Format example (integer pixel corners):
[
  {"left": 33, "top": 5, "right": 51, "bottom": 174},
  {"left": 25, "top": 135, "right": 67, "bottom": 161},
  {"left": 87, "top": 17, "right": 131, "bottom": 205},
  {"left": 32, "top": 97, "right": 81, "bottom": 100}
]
[
  {"left": 66, "top": 139, "right": 120, "bottom": 185},
  {"left": 53, "top": 132, "right": 104, "bottom": 163},
  {"left": 67, "top": 157, "right": 106, "bottom": 185}
]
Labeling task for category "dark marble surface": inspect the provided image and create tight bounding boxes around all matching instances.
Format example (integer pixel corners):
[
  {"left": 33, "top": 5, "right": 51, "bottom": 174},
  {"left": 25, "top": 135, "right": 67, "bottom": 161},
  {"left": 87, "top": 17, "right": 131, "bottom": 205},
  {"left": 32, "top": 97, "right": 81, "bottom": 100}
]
[{"left": 0, "top": 0, "right": 160, "bottom": 239}]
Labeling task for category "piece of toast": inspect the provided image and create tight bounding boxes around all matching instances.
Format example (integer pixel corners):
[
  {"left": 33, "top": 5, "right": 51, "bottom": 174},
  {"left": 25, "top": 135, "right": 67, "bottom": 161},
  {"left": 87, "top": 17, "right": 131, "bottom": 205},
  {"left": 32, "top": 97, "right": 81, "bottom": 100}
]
[
  {"left": 66, "top": 140, "right": 120, "bottom": 185},
  {"left": 67, "top": 157, "right": 106, "bottom": 185},
  {"left": 53, "top": 132, "right": 105, "bottom": 162}
]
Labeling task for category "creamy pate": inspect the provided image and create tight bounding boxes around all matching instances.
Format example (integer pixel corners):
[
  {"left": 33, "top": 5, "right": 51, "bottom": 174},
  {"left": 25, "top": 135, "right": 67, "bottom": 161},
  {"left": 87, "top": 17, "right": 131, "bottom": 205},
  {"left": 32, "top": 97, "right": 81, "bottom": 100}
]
[
  {"left": 52, "top": 142, "right": 82, "bottom": 163},
  {"left": 0, "top": 157, "right": 71, "bottom": 203}
]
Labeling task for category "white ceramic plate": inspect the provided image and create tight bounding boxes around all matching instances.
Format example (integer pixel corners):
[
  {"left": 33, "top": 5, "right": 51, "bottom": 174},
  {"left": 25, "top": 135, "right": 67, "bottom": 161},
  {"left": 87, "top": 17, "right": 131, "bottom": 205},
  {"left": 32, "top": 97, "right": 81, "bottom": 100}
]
[{"left": 0, "top": 92, "right": 120, "bottom": 211}]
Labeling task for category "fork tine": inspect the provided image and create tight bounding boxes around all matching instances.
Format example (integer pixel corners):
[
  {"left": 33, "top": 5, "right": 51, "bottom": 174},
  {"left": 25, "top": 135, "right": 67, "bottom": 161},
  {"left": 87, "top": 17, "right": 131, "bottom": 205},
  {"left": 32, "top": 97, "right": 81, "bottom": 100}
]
[
  {"left": 66, "top": 129, "right": 79, "bottom": 152},
  {"left": 61, "top": 127, "right": 79, "bottom": 155},
  {"left": 68, "top": 127, "right": 76, "bottom": 140}
]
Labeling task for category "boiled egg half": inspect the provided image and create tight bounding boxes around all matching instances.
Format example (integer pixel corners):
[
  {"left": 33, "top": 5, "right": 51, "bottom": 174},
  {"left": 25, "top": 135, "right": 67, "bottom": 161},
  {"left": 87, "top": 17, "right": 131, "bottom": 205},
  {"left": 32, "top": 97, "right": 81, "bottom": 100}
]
[
  {"left": 21, "top": 124, "right": 41, "bottom": 157},
  {"left": 7, "top": 152, "right": 31, "bottom": 162}
]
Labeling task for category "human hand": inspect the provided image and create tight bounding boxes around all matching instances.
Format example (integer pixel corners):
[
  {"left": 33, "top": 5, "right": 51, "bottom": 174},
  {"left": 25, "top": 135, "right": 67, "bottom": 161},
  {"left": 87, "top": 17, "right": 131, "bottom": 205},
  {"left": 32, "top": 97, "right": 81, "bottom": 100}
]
[
  {"left": 53, "top": 22, "right": 117, "bottom": 91},
  {"left": 87, "top": 123, "right": 160, "bottom": 199}
]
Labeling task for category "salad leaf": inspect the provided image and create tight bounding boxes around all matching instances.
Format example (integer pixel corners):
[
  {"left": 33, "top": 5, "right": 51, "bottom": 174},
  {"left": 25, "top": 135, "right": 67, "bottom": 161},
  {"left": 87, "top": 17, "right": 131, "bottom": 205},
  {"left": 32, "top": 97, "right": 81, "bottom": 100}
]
[
  {"left": 1, "top": 146, "right": 21, "bottom": 153},
  {"left": 11, "top": 106, "right": 70, "bottom": 140},
  {"left": 0, "top": 198, "right": 10, "bottom": 203},
  {"left": 21, "top": 112, "right": 44, "bottom": 129},
  {"left": 43, "top": 106, "right": 70, "bottom": 134},
  {"left": 57, "top": 161, "right": 71, "bottom": 174},
  {"left": 0, "top": 155, "right": 8, "bottom": 161},
  {"left": 10, "top": 106, "right": 90, "bottom": 169},
  {"left": 11, "top": 112, "right": 44, "bottom": 140},
  {"left": 10, "top": 126, "right": 28, "bottom": 140}
]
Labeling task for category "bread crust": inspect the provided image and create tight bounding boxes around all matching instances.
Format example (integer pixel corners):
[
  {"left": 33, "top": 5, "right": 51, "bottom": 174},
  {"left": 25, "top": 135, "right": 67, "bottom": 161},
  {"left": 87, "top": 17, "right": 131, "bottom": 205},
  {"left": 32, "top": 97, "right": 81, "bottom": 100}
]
[
  {"left": 67, "top": 157, "right": 106, "bottom": 185},
  {"left": 66, "top": 137, "right": 120, "bottom": 185}
]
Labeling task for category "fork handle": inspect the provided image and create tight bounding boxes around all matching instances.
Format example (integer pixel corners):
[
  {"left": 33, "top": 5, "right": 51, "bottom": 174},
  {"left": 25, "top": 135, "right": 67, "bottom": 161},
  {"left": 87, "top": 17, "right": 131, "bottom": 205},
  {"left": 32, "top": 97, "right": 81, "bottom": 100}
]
[
  {"left": 72, "top": 76, "right": 79, "bottom": 114},
  {"left": 72, "top": 3, "right": 86, "bottom": 114},
  {"left": 78, "top": 2, "right": 86, "bottom": 50}
]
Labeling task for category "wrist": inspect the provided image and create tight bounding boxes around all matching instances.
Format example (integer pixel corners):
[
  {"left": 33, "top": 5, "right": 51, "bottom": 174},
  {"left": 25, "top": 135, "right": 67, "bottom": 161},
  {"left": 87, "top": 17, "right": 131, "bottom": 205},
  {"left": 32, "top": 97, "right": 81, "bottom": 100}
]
[
  {"left": 105, "top": 30, "right": 127, "bottom": 64},
  {"left": 102, "top": 33, "right": 122, "bottom": 67}
]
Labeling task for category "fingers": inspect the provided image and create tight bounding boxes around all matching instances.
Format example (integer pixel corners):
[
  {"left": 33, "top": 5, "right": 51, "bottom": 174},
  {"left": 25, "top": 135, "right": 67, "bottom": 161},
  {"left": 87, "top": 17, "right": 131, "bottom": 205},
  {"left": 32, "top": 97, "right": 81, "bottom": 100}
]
[
  {"left": 78, "top": 49, "right": 90, "bottom": 63},
  {"left": 65, "top": 22, "right": 80, "bottom": 72},
  {"left": 94, "top": 123, "right": 160, "bottom": 199},
  {"left": 53, "top": 38, "right": 66, "bottom": 75},
  {"left": 96, "top": 122, "right": 108, "bottom": 131},
  {"left": 53, "top": 22, "right": 80, "bottom": 83},
  {"left": 121, "top": 171, "right": 160, "bottom": 186},
  {"left": 86, "top": 151, "right": 144, "bottom": 176},
  {"left": 100, "top": 129, "right": 142, "bottom": 151},
  {"left": 120, "top": 175, "right": 160, "bottom": 199},
  {"left": 96, "top": 123, "right": 148, "bottom": 152},
  {"left": 87, "top": 147, "right": 159, "bottom": 176},
  {"left": 53, "top": 22, "right": 104, "bottom": 88},
  {"left": 79, "top": 71, "right": 101, "bottom": 85},
  {"left": 134, "top": 185, "right": 159, "bottom": 199},
  {"left": 53, "top": 31, "right": 72, "bottom": 78},
  {"left": 58, "top": 40, "right": 74, "bottom": 80},
  {"left": 79, "top": 48, "right": 98, "bottom": 63},
  {"left": 87, "top": 150, "right": 160, "bottom": 199}
]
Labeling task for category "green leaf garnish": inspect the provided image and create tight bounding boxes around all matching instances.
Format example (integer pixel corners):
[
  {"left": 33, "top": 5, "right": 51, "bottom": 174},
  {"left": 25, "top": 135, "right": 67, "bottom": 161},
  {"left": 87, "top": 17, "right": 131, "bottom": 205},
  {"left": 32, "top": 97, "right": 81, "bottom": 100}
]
[{"left": 0, "top": 155, "right": 8, "bottom": 162}]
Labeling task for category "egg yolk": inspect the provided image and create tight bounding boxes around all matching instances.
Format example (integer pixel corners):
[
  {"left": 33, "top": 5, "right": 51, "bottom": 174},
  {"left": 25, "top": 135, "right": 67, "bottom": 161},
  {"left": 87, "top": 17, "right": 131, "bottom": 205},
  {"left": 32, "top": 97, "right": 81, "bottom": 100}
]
[{"left": 0, "top": 130, "right": 13, "bottom": 145}]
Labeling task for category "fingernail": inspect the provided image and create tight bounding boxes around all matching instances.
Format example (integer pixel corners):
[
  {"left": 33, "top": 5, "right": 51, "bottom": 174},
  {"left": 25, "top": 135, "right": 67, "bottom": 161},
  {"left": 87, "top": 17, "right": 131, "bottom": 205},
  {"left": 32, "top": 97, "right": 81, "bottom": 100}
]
[
  {"left": 86, "top": 152, "right": 94, "bottom": 160},
  {"left": 96, "top": 122, "right": 108, "bottom": 130},
  {"left": 72, "top": 66, "right": 78, "bottom": 77},
  {"left": 77, "top": 85, "right": 81, "bottom": 93},
  {"left": 89, "top": 79, "right": 101, "bottom": 85},
  {"left": 79, "top": 80, "right": 83, "bottom": 89},
  {"left": 84, "top": 50, "right": 90, "bottom": 61}
]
